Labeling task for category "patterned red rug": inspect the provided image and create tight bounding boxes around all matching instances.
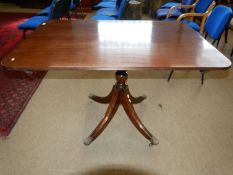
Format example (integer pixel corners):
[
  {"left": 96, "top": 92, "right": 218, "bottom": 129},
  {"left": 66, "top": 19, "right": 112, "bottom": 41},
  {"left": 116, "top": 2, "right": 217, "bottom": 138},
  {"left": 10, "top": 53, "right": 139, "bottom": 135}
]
[{"left": 0, "top": 12, "right": 46, "bottom": 137}]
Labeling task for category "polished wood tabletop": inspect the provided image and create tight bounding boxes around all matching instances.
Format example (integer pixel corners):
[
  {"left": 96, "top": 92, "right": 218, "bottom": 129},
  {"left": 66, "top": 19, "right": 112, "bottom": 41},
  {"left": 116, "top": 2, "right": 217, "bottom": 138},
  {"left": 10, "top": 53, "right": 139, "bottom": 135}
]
[
  {"left": 2, "top": 20, "right": 231, "bottom": 146},
  {"left": 1, "top": 20, "right": 231, "bottom": 71}
]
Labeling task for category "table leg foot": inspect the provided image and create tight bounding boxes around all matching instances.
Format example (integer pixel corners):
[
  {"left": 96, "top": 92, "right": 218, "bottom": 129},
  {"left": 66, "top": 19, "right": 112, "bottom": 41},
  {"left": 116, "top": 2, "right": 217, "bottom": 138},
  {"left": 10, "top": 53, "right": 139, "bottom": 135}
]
[
  {"left": 84, "top": 90, "right": 119, "bottom": 146},
  {"left": 149, "top": 135, "right": 159, "bottom": 146},
  {"left": 122, "top": 90, "right": 158, "bottom": 145},
  {"left": 84, "top": 136, "right": 93, "bottom": 145}
]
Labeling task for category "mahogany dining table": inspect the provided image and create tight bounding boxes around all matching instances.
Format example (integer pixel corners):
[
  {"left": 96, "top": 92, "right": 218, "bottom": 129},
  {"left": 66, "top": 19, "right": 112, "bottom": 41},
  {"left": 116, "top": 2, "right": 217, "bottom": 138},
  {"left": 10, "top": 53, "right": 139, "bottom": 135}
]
[{"left": 1, "top": 20, "right": 231, "bottom": 146}]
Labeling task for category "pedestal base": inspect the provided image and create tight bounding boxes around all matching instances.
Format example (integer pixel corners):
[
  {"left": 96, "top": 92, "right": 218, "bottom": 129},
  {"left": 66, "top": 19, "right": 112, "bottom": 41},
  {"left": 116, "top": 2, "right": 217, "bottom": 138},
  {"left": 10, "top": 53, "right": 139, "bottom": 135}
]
[{"left": 84, "top": 71, "right": 159, "bottom": 146}]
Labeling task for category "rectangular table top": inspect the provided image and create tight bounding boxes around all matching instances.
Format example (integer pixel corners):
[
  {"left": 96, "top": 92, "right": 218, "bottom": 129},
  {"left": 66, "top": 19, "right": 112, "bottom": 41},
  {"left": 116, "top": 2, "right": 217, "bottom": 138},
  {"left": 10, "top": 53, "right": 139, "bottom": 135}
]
[{"left": 1, "top": 20, "right": 231, "bottom": 71}]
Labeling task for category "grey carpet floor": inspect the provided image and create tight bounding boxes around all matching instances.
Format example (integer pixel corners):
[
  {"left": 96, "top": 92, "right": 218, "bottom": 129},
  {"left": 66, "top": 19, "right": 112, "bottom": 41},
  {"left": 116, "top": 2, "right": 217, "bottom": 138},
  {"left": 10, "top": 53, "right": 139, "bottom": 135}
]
[{"left": 1, "top": 68, "right": 233, "bottom": 175}]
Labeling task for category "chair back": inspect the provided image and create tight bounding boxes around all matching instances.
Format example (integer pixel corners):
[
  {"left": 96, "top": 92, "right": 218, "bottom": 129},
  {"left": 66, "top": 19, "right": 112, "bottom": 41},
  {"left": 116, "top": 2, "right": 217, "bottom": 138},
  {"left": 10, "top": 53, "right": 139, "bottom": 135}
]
[
  {"left": 181, "top": 0, "right": 195, "bottom": 12},
  {"left": 48, "top": 0, "right": 70, "bottom": 19},
  {"left": 63, "top": 0, "right": 72, "bottom": 14},
  {"left": 48, "top": 0, "right": 59, "bottom": 19},
  {"left": 205, "top": 5, "right": 232, "bottom": 40},
  {"left": 181, "top": 0, "right": 194, "bottom": 6},
  {"left": 116, "top": 0, "right": 127, "bottom": 19},
  {"left": 194, "top": 0, "right": 215, "bottom": 13},
  {"left": 70, "top": 0, "right": 79, "bottom": 9}
]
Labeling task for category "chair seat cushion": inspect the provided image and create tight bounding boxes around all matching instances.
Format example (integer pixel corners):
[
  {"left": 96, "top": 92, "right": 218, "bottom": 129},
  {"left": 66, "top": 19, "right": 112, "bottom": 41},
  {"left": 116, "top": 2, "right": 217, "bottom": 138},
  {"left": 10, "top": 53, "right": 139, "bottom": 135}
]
[
  {"left": 161, "top": 2, "right": 181, "bottom": 8},
  {"left": 18, "top": 16, "right": 49, "bottom": 30},
  {"left": 95, "top": 1, "right": 116, "bottom": 9},
  {"left": 96, "top": 7, "right": 118, "bottom": 17},
  {"left": 91, "top": 15, "right": 116, "bottom": 21},
  {"left": 156, "top": 8, "right": 182, "bottom": 19},
  {"left": 181, "top": 19, "right": 200, "bottom": 32},
  {"left": 37, "top": 6, "right": 50, "bottom": 16}
]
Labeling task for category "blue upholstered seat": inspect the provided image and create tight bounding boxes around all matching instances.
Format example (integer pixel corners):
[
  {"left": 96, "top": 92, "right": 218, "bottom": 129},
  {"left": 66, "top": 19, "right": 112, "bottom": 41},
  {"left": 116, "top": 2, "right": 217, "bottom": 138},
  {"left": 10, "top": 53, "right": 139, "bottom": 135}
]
[
  {"left": 161, "top": 0, "right": 196, "bottom": 9},
  {"left": 94, "top": 0, "right": 123, "bottom": 17},
  {"left": 37, "top": 0, "right": 72, "bottom": 16},
  {"left": 95, "top": 7, "right": 118, "bottom": 17},
  {"left": 37, "top": 6, "right": 51, "bottom": 16},
  {"left": 94, "top": 1, "right": 117, "bottom": 9},
  {"left": 181, "top": 19, "right": 200, "bottom": 32},
  {"left": 161, "top": 0, "right": 215, "bottom": 34},
  {"left": 157, "top": 8, "right": 182, "bottom": 19},
  {"left": 36, "top": 0, "right": 61, "bottom": 16},
  {"left": 19, "top": 0, "right": 59, "bottom": 30},
  {"left": 204, "top": 5, "right": 232, "bottom": 40},
  {"left": 202, "top": 5, "right": 232, "bottom": 47},
  {"left": 161, "top": 2, "right": 181, "bottom": 9},
  {"left": 18, "top": 16, "right": 49, "bottom": 30},
  {"left": 176, "top": 0, "right": 215, "bottom": 33},
  {"left": 91, "top": 15, "right": 116, "bottom": 20},
  {"left": 18, "top": 0, "right": 69, "bottom": 39},
  {"left": 92, "top": 0, "right": 126, "bottom": 20},
  {"left": 194, "top": 0, "right": 215, "bottom": 13},
  {"left": 156, "top": 0, "right": 194, "bottom": 19}
]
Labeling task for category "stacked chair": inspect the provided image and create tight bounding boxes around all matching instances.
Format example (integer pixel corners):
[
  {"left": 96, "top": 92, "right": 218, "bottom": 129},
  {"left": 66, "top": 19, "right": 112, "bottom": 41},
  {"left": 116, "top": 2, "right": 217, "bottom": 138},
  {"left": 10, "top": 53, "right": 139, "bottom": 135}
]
[
  {"left": 156, "top": 0, "right": 194, "bottom": 20},
  {"left": 203, "top": 5, "right": 232, "bottom": 46},
  {"left": 36, "top": 0, "right": 82, "bottom": 17},
  {"left": 18, "top": 0, "right": 71, "bottom": 39},
  {"left": 94, "top": 0, "right": 120, "bottom": 9},
  {"left": 91, "top": 0, "right": 127, "bottom": 20},
  {"left": 164, "top": 0, "right": 216, "bottom": 33},
  {"left": 167, "top": 5, "right": 233, "bottom": 84},
  {"left": 159, "top": 0, "right": 182, "bottom": 9},
  {"left": 70, "top": 0, "right": 84, "bottom": 17}
]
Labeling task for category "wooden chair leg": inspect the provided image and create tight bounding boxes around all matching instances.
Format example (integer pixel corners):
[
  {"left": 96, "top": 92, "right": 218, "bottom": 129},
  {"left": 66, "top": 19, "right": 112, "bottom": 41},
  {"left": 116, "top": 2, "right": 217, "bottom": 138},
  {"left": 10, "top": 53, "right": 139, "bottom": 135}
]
[{"left": 231, "top": 48, "right": 233, "bottom": 57}]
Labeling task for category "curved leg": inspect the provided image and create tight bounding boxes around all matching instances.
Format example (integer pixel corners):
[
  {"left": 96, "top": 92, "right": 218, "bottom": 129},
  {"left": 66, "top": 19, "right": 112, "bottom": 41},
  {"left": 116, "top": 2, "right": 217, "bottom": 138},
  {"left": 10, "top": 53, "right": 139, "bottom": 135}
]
[
  {"left": 89, "top": 87, "right": 114, "bottom": 104},
  {"left": 129, "top": 91, "right": 147, "bottom": 104},
  {"left": 84, "top": 89, "right": 120, "bottom": 145},
  {"left": 122, "top": 90, "right": 159, "bottom": 146}
]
